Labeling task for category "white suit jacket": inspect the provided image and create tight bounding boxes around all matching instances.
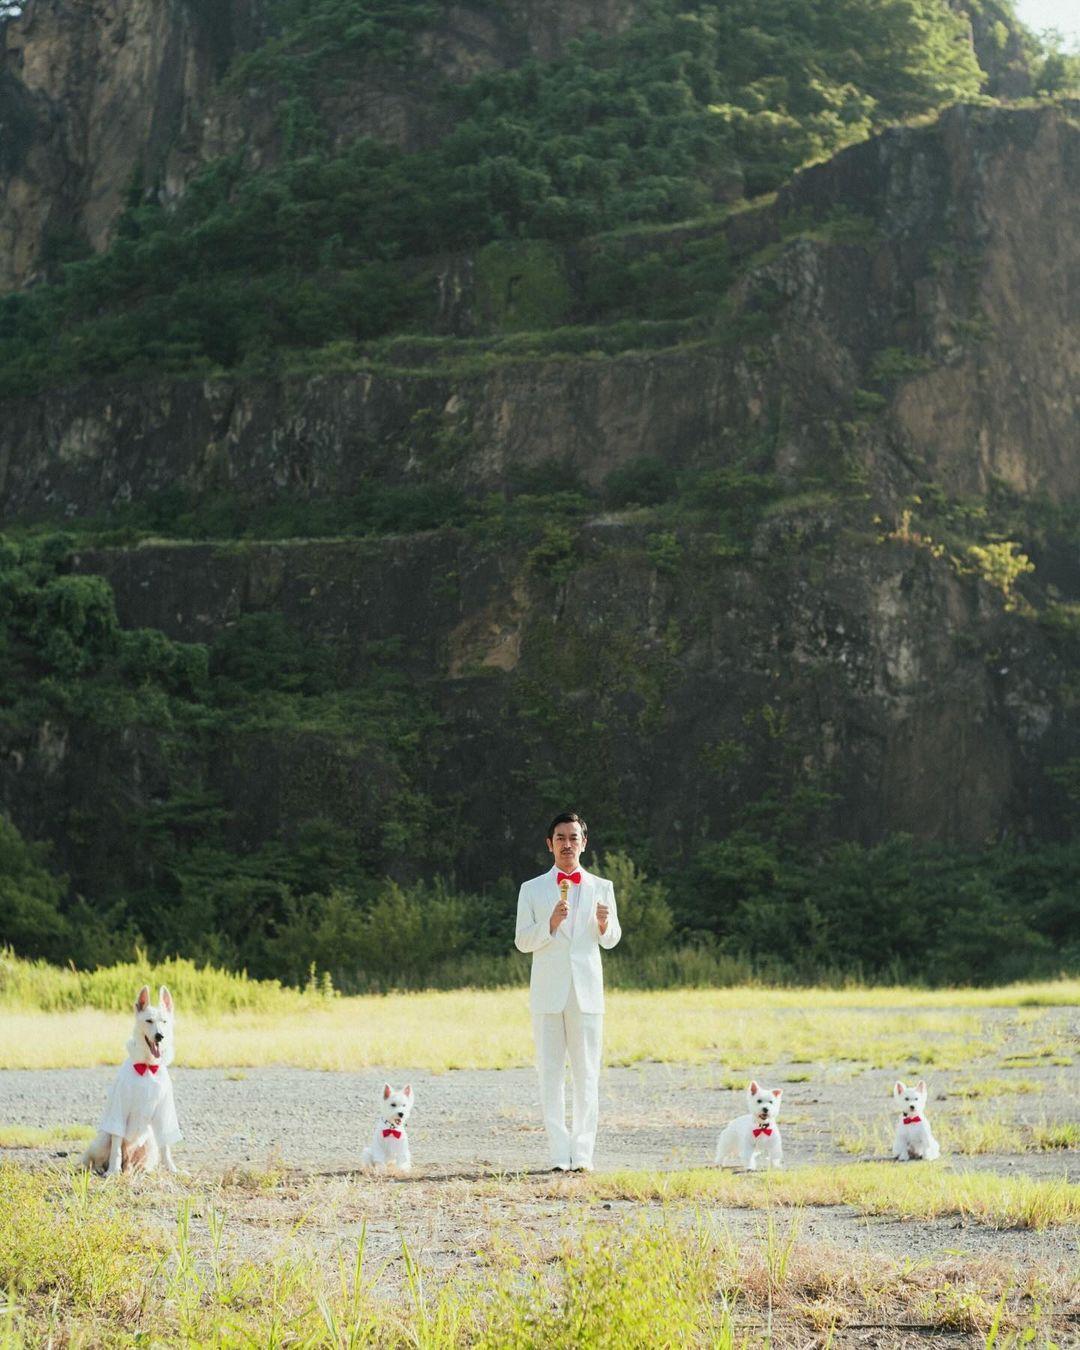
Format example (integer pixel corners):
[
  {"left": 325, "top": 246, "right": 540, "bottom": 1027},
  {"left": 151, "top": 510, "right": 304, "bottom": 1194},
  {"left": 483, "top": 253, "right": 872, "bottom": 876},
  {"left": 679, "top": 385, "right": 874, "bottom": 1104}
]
[{"left": 514, "top": 865, "right": 621, "bottom": 1014}]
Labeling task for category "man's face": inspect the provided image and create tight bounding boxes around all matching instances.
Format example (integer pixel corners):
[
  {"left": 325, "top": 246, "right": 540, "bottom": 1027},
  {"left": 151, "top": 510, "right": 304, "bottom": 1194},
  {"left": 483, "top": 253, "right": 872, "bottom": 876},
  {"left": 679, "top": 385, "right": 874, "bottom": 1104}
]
[{"left": 547, "top": 821, "right": 586, "bottom": 871}]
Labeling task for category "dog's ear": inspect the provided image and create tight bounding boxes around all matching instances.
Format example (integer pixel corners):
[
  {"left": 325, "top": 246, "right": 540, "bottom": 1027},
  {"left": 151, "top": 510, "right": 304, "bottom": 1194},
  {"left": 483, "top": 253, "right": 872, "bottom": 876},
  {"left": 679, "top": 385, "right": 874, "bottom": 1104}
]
[
  {"left": 383, "top": 1083, "right": 392, "bottom": 1099},
  {"left": 894, "top": 1081, "right": 905, "bottom": 1096},
  {"left": 403, "top": 1084, "right": 412, "bottom": 1097},
  {"left": 772, "top": 1089, "right": 782, "bottom": 1099},
  {"left": 916, "top": 1079, "right": 926, "bottom": 1095},
  {"left": 159, "top": 985, "right": 173, "bottom": 1014},
  {"left": 748, "top": 1080, "right": 759, "bottom": 1095},
  {"left": 135, "top": 985, "right": 151, "bottom": 1013}
]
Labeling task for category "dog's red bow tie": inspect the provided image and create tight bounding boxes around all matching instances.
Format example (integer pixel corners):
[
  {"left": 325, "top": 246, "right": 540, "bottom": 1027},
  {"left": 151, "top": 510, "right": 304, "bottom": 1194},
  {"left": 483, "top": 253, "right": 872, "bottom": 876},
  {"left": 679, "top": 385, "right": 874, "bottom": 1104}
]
[
  {"left": 902, "top": 1115, "right": 922, "bottom": 1125},
  {"left": 557, "top": 871, "right": 581, "bottom": 885},
  {"left": 133, "top": 1063, "right": 159, "bottom": 1076},
  {"left": 752, "top": 1126, "right": 773, "bottom": 1137},
  {"left": 382, "top": 1127, "right": 403, "bottom": 1139}
]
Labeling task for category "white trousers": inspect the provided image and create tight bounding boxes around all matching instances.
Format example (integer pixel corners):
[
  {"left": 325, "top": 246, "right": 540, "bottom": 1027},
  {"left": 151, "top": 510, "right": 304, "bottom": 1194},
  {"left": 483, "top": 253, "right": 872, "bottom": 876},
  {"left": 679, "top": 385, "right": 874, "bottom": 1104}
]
[{"left": 532, "top": 980, "right": 603, "bottom": 1169}]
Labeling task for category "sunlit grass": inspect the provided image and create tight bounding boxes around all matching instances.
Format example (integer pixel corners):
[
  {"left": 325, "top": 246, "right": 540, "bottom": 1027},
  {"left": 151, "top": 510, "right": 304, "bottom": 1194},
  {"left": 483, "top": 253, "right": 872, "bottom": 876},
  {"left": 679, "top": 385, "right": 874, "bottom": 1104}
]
[
  {"left": 1, "top": 979, "right": 1076, "bottom": 1071},
  {"left": 953, "top": 1075, "right": 1043, "bottom": 1097},
  {"left": 0, "top": 948, "right": 326, "bottom": 1014},
  {"left": 836, "top": 1109, "right": 1079, "bottom": 1158},
  {"left": 578, "top": 1163, "right": 1080, "bottom": 1229},
  {"left": 0, "top": 1124, "right": 94, "bottom": 1149},
  {"left": 1031, "top": 1121, "right": 1080, "bottom": 1149},
  {"left": 0, "top": 1164, "right": 1073, "bottom": 1346}
]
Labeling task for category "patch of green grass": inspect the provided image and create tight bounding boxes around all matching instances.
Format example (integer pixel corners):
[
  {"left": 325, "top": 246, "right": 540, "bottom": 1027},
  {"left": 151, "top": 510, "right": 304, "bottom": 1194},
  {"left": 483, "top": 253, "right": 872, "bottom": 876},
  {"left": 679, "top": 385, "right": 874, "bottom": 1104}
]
[
  {"left": 2, "top": 1163, "right": 1075, "bottom": 1345},
  {"left": 953, "top": 1076, "right": 1043, "bottom": 1098},
  {"left": 0, "top": 1124, "right": 94, "bottom": 1149},
  {"left": 581, "top": 1163, "right": 1080, "bottom": 1229},
  {"left": 1031, "top": 1122, "right": 1080, "bottom": 1150},
  {"left": 0, "top": 949, "right": 329, "bottom": 1015},
  {"left": 837, "top": 1112, "right": 1078, "bottom": 1159}
]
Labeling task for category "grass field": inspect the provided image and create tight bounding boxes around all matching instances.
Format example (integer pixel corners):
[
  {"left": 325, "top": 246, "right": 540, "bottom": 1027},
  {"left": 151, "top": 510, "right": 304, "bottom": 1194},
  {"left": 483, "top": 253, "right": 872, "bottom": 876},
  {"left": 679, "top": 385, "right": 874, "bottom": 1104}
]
[
  {"left": 1, "top": 1162, "right": 1077, "bottom": 1347},
  {"left": 2, "top": 956, "right": 1077, "bottom": 1345},
  {"left": 1, "top": 963, "right": 1078, "bottom": 1071}
]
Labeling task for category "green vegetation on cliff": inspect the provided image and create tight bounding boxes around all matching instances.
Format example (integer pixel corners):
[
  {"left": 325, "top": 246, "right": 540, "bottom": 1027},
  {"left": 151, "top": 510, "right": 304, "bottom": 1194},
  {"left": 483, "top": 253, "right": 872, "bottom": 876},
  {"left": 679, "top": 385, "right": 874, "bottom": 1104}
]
[
  {"left": 2, "top": 524, "right": 1079, "bottom": 989},
  {"left": 0, "top": 0, "right": 991, "bottom": 393}
]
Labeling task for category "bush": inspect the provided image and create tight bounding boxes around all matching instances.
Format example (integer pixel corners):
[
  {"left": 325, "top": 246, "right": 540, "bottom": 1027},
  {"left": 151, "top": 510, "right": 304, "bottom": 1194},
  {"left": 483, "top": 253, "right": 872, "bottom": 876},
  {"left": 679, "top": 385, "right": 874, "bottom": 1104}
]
[
  {"left": 0, "top": 817, "right": 71, "bottom": 961},
  {"left": 603, "top": 458, "right": 677, "bottom": 508},
  {"left": 599, "top": 851, "right": 674, "bottom": 955},
  {"left": 260, "top": 881, "right": 475, "bottom": 992}
]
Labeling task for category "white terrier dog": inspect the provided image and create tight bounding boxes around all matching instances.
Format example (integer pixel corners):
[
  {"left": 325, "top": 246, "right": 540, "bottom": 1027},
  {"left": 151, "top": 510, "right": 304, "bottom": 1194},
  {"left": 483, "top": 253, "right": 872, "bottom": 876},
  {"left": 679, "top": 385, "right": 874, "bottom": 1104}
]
[
  {"left": 361, "top": 1083, "right": 413, "bottom": 1170},
  {"left": 892, "top": 1079, "right": 940, "bottom": 1161},
  {"left": 80, "top": 985, "right": 183, "bottom": 1176},
  {"left": 714, "top": 1080, "right": 783, "bottom": 1170}
]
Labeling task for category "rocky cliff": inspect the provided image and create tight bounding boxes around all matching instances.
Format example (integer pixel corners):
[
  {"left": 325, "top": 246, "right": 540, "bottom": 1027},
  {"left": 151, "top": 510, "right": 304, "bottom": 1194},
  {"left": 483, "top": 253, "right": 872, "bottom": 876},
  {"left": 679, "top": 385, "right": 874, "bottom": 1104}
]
[
  {"left": 3, "top": 104, "right": 1078, "bottom": 511},
  {"left": 0, "top": 0, "right": 1076, "bottom": 904},
  {"left": 0, "top": 0, "right": 1034, "bottom": 292},
  {"left": 0, "top": 0, "right": 644, "bottom": 290}
]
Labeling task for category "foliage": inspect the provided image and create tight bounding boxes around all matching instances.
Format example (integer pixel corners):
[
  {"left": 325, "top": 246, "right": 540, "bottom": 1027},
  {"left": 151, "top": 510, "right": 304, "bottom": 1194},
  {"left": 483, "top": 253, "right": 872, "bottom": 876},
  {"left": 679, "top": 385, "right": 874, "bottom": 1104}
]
[
  {"left": 0, "top": 0, "right": 984, "bottom": 393},
  {"left": 603, "top": 457, "right": 678, "bottom": 509},
  {"left": 672, "top": 828, "right": 1080, "bottom": 985},
  {"left": 964, "top": 540, "right": 1034, "bottom": 607},
  {"left": 258, "top": 880, "right": 481, "bottom": 991},
  {"left": 0, "top": 533, "right": 446, "bottom": 975},
  {"left": 599, "top": 851, "right": 675, "bottom": 954},
  {"left": 0, "top": 817, "right": 70, "bottom": 960},
  {"left": 645, "top": 530, "right": 682, "bottom": 574},
  {"left": 472, "top": 240, "right": 573, "bottom": 332}
]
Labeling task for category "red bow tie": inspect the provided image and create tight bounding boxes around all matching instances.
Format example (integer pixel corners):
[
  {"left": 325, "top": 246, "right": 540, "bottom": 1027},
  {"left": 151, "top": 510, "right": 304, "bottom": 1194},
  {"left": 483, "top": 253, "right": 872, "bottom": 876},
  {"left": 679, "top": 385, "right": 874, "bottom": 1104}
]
[
  {"left": 902, "top": 1115, "right": 922, "bottom": 1125},
  {"left": 557, "top": 871, "right": 581, "bottom": 885},
  {"left": 752, "top": 1126, "right": 773, "bottom": 1137},
  {"left": 133, "top": 1063, "right": 159, "bottom": 1076},
  {"left": 382, "top": 1127, "right": 402, "bottom": 1139}
]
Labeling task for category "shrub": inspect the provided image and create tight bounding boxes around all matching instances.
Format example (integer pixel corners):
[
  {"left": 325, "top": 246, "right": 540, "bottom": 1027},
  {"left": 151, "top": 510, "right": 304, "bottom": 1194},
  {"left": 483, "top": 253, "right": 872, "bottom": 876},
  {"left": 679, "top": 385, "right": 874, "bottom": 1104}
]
[
  {"left": 599, "top": 850, "right": 674, "bottom": 955},
  {"left": 603, "top": 458, "right": 677, "bottom": 508},
  {"left": 0, "top": 817, "right": 71, "bottom": 961}
]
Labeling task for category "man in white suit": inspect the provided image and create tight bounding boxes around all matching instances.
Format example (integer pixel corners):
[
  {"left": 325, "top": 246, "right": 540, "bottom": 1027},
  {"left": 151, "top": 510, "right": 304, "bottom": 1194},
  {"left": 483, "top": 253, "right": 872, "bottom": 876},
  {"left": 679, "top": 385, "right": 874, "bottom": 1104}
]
[{"left": 514, "top": 811, "right": 621, "bottom": 1172}]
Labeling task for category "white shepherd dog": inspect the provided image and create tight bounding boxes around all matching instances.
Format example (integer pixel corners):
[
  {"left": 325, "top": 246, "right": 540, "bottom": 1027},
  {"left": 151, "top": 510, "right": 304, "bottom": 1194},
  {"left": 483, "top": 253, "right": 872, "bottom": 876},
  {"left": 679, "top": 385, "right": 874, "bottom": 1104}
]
[{"left": 80, "top": 984, "right": 183, "bottom": 1176}]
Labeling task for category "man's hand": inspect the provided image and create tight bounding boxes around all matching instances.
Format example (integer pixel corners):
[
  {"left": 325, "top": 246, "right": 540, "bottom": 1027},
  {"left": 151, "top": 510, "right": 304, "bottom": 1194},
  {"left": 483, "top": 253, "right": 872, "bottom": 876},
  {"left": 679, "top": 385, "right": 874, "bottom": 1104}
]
[
  {"left": 597, "top": 901, "right": 610, "bottom": 935},
  {"left": 550, "top": 892, "right": 570, "bottom": 934}
]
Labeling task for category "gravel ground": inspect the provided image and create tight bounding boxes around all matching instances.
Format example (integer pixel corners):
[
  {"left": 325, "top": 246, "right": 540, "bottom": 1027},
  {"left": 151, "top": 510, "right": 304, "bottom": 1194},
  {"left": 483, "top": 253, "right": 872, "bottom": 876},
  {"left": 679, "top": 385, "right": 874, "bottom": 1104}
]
[
  {"left": 2, "top": 1005, "right": 1076, "bottom": 1224},
  {"left": 4, "top": 1058, "right": 1076, "bottom": 1264},
  {"left": 1, "top": 1054, "right": 1076, "bottom": 1177}
]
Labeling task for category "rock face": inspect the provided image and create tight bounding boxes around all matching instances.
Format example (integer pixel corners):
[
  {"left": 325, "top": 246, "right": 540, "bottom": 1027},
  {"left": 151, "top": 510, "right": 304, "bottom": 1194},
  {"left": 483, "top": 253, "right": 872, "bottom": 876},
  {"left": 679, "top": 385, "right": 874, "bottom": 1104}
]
[
  {"left": 0, "top": 0, "right": 644, "bottom": 291},
  {"left": 3, "top": 104, "right": 1078, "bottom": 513},
  {"left": 0, "top": 1, "right": 1076, "bottom": 894},
  {"left": 0, "top": 0, "right": 264, "bottom": 290},
  {"left": 0, "top": 496, "right": 1068, "bottom": 895},
  {"left": 0, "top": 0, "right": 1035, "bottom": 292}
]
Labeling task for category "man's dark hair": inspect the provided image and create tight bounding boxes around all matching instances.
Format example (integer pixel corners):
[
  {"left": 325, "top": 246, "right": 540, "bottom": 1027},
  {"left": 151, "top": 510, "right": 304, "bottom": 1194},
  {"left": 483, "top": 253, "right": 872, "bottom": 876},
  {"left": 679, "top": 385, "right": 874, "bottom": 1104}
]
[{"left": 546, "top": 810, "right": 587, "bottom": 840}]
